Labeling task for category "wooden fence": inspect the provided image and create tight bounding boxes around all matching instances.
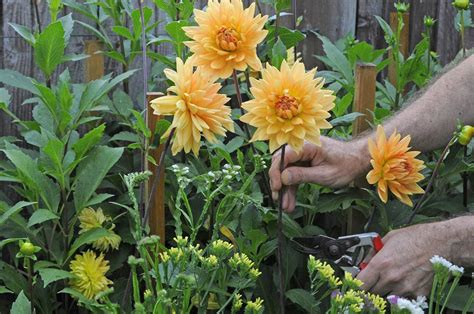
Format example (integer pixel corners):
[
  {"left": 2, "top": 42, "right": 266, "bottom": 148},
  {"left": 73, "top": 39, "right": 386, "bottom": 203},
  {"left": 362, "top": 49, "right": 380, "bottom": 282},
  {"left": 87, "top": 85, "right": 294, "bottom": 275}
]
[{"left": 1, "top": 0, "right": 474, "bottom": 137}]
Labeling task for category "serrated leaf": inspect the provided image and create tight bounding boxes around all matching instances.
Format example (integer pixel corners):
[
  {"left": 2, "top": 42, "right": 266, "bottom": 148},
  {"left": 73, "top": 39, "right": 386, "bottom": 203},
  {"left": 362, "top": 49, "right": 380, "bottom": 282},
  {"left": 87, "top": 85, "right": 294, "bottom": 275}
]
[
  {"left": 34, "top": 21, "right": 66, "bottom": 78},
  {"left": 67, "top": 228, "right": 110, "bottom": 260},
  {"left": 38, "top": 268, "right": 74, "bottom": 288},
  {"left": 10, "top": 290, "right": 30, "bottom": 314},
  {"left": 0, "top": 69, "right": 38, "bottom": 94},
  {"left": 330, "top": 112, "right": 364, "bottom": 127},
  {"left": 72, "top": 124, "right": 105, "bottom": 162},
  {"left": 27, "top": 208, "right": 59, "bottom": 228},
  {"left": 9, "top": 23, "right": 35, "bottom": 45},
  {"left": 271, "top": 38, "right": 287, "bottom": 68},
  {"left": 165, "top": 20, "right": 189, "bottom": 43},
  {"left": 286, "top": 289, "right": 319, "bottom": 313},
  {"left": 73, "top": 146, "right": 123, "bottom": 211}
]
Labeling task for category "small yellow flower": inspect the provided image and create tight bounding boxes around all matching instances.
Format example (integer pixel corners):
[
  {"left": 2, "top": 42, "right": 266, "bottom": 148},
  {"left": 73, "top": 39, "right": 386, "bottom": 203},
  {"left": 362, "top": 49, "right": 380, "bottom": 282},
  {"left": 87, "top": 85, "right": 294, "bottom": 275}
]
[
  {"left": 70, "top": 250, "right": 113, "bottom": 299},
  {"left": 249, "top": 268, "right": 262, "bottom": 280},
  {"left": 240, "top": 60, "right": 335, "bottom": 153},
  {"left": 202, "top": 255, "right": 219, "bottom": 268},
  {"left": 232, "top": 293, "right": 243, "bottom": 311},
  {"left": 343, "top": 271, "right": 364, "bottom": 289},
  {"left": 183, "top": 0, "right": 268, "bottom": 79},
  {"left": 245, "top": 297, "right": 264, "bottom": 313},
  {"left": 364, "top": 292, "right": 387, "bottom": 313},
  {"left": 150, "top": 58, "right": 234, "bottom": 156},
  {"left": 366, "top": 125, "right": 425, "bottom": 206},
  {"left": 78, "top": 207, "right": 121, "bottom": 252}
]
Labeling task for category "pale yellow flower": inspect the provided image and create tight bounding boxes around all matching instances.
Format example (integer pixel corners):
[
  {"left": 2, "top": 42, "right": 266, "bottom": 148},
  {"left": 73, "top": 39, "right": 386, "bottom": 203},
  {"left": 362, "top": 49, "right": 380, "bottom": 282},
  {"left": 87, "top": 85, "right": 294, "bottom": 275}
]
[
  {"left": 150, "top": 58, "right": 234, "bottom": 156},
  {"left": 366, "top": 125, "right": 425, "bottom": 206},
  {"left": 183, "top": 0, "right": 268, "bottom": 79},
  {"left": 78, "top": 207, "right": 121, "bottom": 252},
  {"left": 70, "top": 250, "right": 113, "bottom": 299},
  {"left": 240, "top": 60, "right": 335, "bottom": 153}
]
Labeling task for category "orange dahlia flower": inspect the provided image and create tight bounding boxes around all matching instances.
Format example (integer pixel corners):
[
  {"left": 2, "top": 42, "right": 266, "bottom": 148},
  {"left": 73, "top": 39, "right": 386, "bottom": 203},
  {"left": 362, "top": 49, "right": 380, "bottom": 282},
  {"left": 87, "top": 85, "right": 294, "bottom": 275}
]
[
  {"left": 150, "top": 58, "right": 234, "bottom": 156},
  {"left": 240, "top": 60, "right": 335, "bottom": 153},
  {"left": 366, "top": 126, "right": 425, "bottom": 206},
  {"left": 183, "top": 0, "right": 268, "bottom": 80}
]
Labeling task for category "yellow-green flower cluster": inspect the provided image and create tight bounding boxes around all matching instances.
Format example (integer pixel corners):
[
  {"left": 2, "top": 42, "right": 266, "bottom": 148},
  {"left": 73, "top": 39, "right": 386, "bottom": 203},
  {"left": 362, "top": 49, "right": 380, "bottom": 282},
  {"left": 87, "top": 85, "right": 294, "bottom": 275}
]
[
  {"left": 232, "top": 293, "right": 243, "bottom": 312},
  {"left": 229, "top": 253, "right": 261, "bottom": 280},
  {"left": 210, "top": 239, "right": 234, "bottom": 258},
  {"left": 169, "top": 247, "right": 185, "bottom": 264},
  {"left": 202, "top": 254, "right": 219, "bottom": 269},
  {"left": 343, "top": 271, "right": 364, "bottom": 290},
  {"left": 173, "top": 235, "right": 189, "bottom": 247},
  {"left": 332, "top": 290, "right": 364, "bottom": 313},
  {"left": 244, "top": 297, "right": 264, "bottom": 314},
  {"left": 307, "top": 256, "right": 342, "bottom": 288},
  {"left": 364, "top": 292, "right": 387, "bottom": 313}
]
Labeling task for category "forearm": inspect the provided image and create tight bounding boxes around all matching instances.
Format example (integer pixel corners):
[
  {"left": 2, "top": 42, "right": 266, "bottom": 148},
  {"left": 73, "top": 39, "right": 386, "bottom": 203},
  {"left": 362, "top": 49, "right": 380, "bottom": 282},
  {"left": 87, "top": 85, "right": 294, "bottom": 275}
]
[
  {"left": 384, "top": 54, "right": 474, "bottom": 152},
  {"left": 349, "top": 54, "right": 474, "bottom": 178},
  {"left": 445, "top": 215, "right": 474, "bottom": 267}
]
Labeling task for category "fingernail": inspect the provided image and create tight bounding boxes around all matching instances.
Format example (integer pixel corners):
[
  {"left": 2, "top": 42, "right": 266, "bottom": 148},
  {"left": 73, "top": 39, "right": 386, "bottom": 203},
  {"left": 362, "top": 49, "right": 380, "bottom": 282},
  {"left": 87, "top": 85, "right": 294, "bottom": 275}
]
[
  {"left": 272, "top": 192, "right": 278, "bottom": 201},
  {"left": 281, "top": 171, "right": 291, "bottom": 185}
]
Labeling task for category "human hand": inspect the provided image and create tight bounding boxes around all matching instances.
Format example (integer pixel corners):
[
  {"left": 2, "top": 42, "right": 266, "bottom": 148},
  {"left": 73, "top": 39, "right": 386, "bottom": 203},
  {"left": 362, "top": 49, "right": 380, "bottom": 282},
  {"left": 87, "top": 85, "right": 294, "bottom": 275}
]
[
  {"left": 357, "top": 221, "right": 454, "bottom": 297},
  {"left": 269, "top": 137, "right": 369, "bottom": 212}
]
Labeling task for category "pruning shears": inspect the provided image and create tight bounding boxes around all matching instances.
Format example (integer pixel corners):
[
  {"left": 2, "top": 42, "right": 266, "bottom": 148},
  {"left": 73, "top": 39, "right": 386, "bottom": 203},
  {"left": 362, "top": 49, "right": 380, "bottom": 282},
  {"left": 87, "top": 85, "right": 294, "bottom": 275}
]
[{"left": 292, "top": 232, "right": 384, "bottom": 276}]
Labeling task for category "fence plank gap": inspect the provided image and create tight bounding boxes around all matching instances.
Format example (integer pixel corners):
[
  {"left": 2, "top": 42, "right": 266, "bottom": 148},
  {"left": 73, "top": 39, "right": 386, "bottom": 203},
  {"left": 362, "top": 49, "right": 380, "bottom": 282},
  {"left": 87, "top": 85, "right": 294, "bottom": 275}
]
[{"left": 146, "top": 92, "right": 166, "bottom": 244}]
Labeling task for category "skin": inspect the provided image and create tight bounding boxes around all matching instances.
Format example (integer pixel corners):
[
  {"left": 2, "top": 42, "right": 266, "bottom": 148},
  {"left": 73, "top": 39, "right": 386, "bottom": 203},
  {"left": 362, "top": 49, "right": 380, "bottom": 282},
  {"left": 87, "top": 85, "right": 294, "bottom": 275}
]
[{"left": 269, "top": 54, "right": 474, "bottom": 296}]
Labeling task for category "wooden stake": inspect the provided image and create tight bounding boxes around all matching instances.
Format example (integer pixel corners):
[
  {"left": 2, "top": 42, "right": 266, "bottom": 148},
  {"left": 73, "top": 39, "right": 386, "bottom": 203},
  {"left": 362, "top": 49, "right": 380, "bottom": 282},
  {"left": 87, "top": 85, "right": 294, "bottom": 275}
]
[
  {"left": 353, "top": 63, "right": 377, "bottom": 136},
  {"left": 348, "top": 63, "right": 376, "bottom": 234},
  {"left": 84, "top": 40, "right": 105, "bottom": 82},
  {"left": 146, "top": 92, "right": 166, "bottom": 243},
  {"left": 388, "top": 12, "right": 410, "bottom": 87}
]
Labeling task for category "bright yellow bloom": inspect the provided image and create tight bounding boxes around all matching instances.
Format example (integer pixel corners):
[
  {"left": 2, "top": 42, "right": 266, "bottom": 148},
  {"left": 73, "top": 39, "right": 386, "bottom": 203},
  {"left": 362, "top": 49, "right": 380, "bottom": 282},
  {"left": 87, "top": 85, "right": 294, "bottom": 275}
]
[
  {"left": 183, "top": 0, "right": 268, "bottom": 79},
  {"left": 343, "top": 271, "right": 364, "bottom": 289},
  {"left": 364, "top": 292, "right": 387, "bottom": 313},
  {"left": 240, "top": 60, "right": 335, "bottom": 153},
  {"left": 70, "top": 250, "right": 113, "bottom": 299},
  {"left": 366, "top": 125, "right": 425, "bottom": 206},
  {"left": 78, "top": 207, "right": 121, "bottom": 252},
  {"left": 150, "top": 58, "right": 234, "bottom": 156}
]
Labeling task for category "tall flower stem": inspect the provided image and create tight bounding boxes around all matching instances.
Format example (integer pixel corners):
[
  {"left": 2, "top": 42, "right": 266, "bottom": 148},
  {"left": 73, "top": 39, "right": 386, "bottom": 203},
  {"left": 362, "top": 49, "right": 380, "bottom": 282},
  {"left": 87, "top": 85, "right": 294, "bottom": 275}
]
[
  {"left": 463, "top": 145, "right": 468, "bottom": 207},
  {"left": 277, "top": 145, "right": 286, "bottom": 314},
  {"left": 232, "top": 70, "right": 275, "bottom": 208},
  {"left": 408, "top": 136, "right": 457, "bottom": 224},
  {"left": 26, "top": 258, "right": 34, "bottom": 313},
  {"left": 143, "top": 128, "right": 176, "bottom": 225},
  {"left": 460, "top": 11, "right": 466, "bottom": 58}
]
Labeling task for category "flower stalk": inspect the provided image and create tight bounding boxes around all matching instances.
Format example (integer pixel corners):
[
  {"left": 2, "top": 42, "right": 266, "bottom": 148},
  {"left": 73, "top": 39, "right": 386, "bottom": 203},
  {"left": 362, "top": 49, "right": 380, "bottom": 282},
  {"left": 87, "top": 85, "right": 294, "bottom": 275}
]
[{"left": 277, "top": 144, "right": 286, "bottom": 314}]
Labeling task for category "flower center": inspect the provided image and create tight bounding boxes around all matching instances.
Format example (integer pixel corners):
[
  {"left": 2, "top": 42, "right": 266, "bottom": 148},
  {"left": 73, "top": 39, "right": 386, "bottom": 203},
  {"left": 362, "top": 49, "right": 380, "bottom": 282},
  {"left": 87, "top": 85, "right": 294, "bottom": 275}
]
[
  {"left": 216, "top": 27, "right": 241, "bottom": 52},
  {"left": 275, "top": 94, "right": 300, "bottom": 119}
]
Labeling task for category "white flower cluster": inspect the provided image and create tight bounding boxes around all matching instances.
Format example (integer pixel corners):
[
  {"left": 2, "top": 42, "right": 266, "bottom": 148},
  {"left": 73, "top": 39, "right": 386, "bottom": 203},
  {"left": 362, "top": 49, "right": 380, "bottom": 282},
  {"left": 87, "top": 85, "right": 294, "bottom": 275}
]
[
  {"left": 430, "top": 255, "right": 464, "bottom": 276},
  {"left": 389, "top": 295, "right": 427, "bottom": 314},
  {"left": 254, "top": 154, "right": 267, "bottom": 170},
  {"left": 170, "top": 165, "right": 191, "bottom": 186},
  {"left": 222, "top": 164, "right": 241, "bottom": 181}
]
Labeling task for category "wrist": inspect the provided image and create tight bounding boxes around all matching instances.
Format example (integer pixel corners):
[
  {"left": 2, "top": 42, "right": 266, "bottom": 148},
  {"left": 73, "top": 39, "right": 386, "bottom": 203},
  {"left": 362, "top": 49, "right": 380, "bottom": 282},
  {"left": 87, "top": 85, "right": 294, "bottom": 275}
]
[{"left": 348, "top": 138, "right": 371, "bottom": 179}]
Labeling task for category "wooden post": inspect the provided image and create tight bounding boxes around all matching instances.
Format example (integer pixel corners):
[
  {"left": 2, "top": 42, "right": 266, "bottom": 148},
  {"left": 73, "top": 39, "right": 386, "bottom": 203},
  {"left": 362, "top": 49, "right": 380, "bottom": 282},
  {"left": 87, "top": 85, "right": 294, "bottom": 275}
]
[
  {"left": 388, "top": 12, "right": 410, "bottom": 87},
  {"left": 84, "top": 40, "right": 105, "bottom": 82},
  {"left": 352, "top": 63, "right": 377, "bottom": 135},
  {"left": 348, "top": 63, "right": 376, "bottom": 234},
  {"left": 146, "top": 92, "right": 166, "bottom": 243}
]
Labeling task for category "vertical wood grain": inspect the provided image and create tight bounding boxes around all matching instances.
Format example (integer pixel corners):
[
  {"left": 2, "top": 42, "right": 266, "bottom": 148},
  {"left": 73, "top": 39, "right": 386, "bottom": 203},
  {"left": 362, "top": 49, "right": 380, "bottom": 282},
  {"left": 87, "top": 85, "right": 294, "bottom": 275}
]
[
  {"left": 146, "top": 92, "right": 166, "bottom": 243},
  {"left": 356, "top": 0, "right": 384, "bottom": 48},
  {"left": 84, "top": 40, "right": 104, "bottom": 81},
  {"left": 353, "top": 63, "right": 376, "bottom": 136}
]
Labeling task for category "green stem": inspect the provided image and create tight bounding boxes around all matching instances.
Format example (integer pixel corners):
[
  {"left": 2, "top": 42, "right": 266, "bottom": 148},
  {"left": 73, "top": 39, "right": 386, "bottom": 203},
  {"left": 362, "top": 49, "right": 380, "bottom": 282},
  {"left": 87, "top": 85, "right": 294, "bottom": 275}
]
[
  {"left": 26, "top": 258, "right": 34, "bottom": 313},
  {"left": 460, "top": 11, "right": 466, "bottom": 58},
  {"left": 139, "top": 246, "right": 155, "bottom": 296},
  {"left": 199, "top": 270, "right": 218, "bottom": 308},
  {"left": 429, "top": 275, "right": 438, "bottom": 314},
  {"left": 463, "top": 291, "right": 474, "bottom": 314},
  {"left": 441, "top": 276, "right": 461, "bottom": 313},
  {"left": 277, "top": 145, "right": 286, "bottom": 314}
]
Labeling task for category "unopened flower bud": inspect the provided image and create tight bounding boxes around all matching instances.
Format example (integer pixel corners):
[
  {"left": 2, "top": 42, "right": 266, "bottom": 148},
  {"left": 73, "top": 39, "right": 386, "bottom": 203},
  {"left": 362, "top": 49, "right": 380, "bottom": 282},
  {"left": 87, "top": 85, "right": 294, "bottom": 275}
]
[
  {"left": 424, "top": 16, "right": 435, "bottom": 28},
  {"left": 20, "top": 241, "right": 36, "bottom": 256},
  {"left": 452, "top": 0, "right": 470, "bottom": 10}
]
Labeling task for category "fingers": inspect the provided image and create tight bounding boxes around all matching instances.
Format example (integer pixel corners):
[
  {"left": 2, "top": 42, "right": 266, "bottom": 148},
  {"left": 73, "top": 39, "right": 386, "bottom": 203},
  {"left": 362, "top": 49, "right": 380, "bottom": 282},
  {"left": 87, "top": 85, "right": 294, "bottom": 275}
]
[
  {"left": 281, "top": 165, "right": 331, "bottom": 186},
  {"left": 357, "top": 263, "right": 380, "bottom": 292},
  {"left": 282, "top": 186, "right": 297, "bottom": 212}
]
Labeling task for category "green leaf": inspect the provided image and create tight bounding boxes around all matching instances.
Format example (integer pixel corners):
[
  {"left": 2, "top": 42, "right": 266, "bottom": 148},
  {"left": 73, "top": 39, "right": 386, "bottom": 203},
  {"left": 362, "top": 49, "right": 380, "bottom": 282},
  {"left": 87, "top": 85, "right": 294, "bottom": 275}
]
[
  {"left": 112, "top": 26, "right": 134, "bottom": 40},
  {"left": 75, "top": 21, "right": 113, "bottom": 49},
  {"left": 286, "top": 289, "right": 319, "bottom": 313},
  {"left": 85, "top": 193, "right": 114, "bottom": 207},
  {"left": 27, "top": 208, "right": 59, "bottom": 228},
  {"left": 330, "top": 112, "right": 364, "bottom": 127},
  {"left": 131, "top": 110, "right": 151, "bottom": 138},
  {"left": 73, "top": 146, "right": 123, "bottom": 211},
  {"left": 0, "top": 286, "right": 13, "bottom": 294},
  {"left": 38, "top": 268, "right": 74, "bottom": 288},
  {"left": 9, "top": 23, "right": 35, "bottom": 45},
  {"left": 153, "top": 0, "right": 177, "bottom": 20},
  {"left": 0, "top": 88, "right": 11, "bottom": 110},
  {"left": 58, "top": 13, "right": 74, "bottom": 44},
  {"left": 271, "top": 38, "right": 287, "bottom": 68},
  {"left": 267, "top": 26, "right": 305, "bottom": 49},
  {"left": 34, "top": 21, "right": 66, "bottom": 78},
  {"left": 0, "top": 69, "right": 38, "bottom": 94},
  {"left": 72, "top": 124, "right": 105, "bottom": 162},
  {"left": 226, "top": 137, "right": 244, "bottom": 154},
  {"left": 0, "top": 201, "right": 35, "bottom": 226},
  {"left": 61, "top": 54, "right": 89, "bottom": 62},
  {"left": 111, "top": 89, "right": 133, "bottom": 118},
  {"left": 43, "top": 138, "right": 65, "bottom": 183},
  {"left": 165, "top": 20, "right": 189, "bottom": 44},
  {"left": 109, "top": 131, "right": 139, "bottom": 143},
  {"left": 3, "top": 148, "right": 60, "bottom": 212},
  {"left": 10, "top": 290, "right": 31, "bottom": 314},
  {"left": 316, "top": 33, "right": 353, "bottom": 86},
  {"left": 67, "top": 228, "right": 110, "bottom": 260}
]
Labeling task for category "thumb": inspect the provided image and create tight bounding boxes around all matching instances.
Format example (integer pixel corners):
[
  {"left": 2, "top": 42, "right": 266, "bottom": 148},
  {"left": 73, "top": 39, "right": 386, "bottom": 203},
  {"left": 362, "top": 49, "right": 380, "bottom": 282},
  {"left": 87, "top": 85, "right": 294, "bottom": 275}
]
[{"left": 281, "top": 166, "right": 329, "bottom": 186}]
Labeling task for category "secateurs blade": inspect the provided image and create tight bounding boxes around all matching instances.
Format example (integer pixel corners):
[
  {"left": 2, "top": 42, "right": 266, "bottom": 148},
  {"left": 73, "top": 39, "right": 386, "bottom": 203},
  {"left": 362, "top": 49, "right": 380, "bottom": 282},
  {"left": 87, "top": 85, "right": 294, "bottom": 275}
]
[{"left": 292, "top": 232, "right": 384, "bottom": 276}]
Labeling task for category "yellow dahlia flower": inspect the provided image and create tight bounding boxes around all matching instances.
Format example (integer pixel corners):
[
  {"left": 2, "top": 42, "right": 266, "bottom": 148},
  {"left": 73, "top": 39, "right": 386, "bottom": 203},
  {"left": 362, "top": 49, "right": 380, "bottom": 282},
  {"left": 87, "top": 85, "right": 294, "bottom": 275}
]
[
  {"left": 70, "top": 250, "right": 113, "bottom": 299},
  {"left": 366, "top": 125, "right": 425, "bottom": 206},
  {"left": 78, "top": 207, "right": 121, "bottom": 252},
  {"left": 183, "top": 0, "right": 268, "bottom": 80},
  {"left": 240, "top": 60, "right": 335, "bottom": 153},
  {"left": 150, "top": 58, "right": 234, "bottom": 156}
]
